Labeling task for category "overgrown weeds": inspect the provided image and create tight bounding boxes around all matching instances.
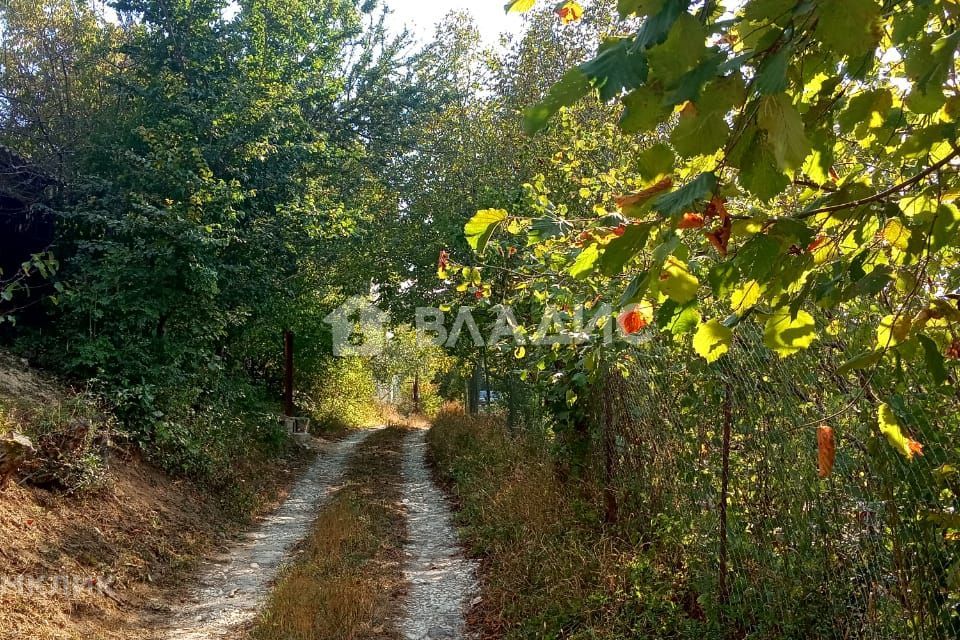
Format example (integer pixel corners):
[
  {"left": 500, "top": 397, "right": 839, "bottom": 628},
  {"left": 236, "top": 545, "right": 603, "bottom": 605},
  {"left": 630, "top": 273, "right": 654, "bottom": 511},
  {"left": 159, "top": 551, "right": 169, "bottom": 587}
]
[
  {"left": 428, "top": 405, "right": 705, "bottom": 640},
  {"left": 250, "top": 426, "right": 408, "bottom": 640}
]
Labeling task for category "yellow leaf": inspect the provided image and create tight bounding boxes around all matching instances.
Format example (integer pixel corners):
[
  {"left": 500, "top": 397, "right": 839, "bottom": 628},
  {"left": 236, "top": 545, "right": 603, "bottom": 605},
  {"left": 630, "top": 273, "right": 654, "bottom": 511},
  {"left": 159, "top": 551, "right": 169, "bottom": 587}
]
[
  {"left": 506, "top": 0, "right": 536, "bottom": 13},
  {"left": 882, "top": 218, "right": 911, "bottom": 250},
  {"left": 693, "top": 319, "right": 733, "bottom": 363},
  {"left": 877, "top": 314, "right": 912, "bottom": 349},
  {"left": 659, "top": 258, "right": 699, "bottom": 304},
  {"left": 763, "top": 310, "right": 818, "bottom": 358},
  {"left": 730, "top": 280, "right": 762, "bottom": 313},
  {"left": 878, "top": 403, "right": 921, "bottom": 461}
]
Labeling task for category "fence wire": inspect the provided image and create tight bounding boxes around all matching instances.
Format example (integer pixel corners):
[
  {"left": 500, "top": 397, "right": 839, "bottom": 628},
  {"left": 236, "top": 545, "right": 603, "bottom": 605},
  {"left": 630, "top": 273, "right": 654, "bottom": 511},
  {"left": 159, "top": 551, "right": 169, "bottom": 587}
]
[{"left": 570, "top": 313, "right": 960, "bottom": 639}]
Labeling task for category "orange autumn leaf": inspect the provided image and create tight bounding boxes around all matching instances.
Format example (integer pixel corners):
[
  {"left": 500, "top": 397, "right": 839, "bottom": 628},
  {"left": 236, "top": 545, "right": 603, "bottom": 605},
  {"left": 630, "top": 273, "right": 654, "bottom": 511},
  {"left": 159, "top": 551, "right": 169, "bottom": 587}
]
[
  {"left": 818, "top": 425, "right": 836, "bottom": 478},
  {"left": 555, "top": 1, "right": 584, "bottom": 24},
  {"left": 619, "top": 309, "right": 648, "bottom": 335},
  {"left": 807, "top": 236, "right": 828, "bottom": 253},
  {"left": 704, "top": 196, "right": 729, "bottom": 222},
  {"left": 678, "top": 213, "right": 705, "bottom": 229},
  {"left": 908, "top": 438, "right": 924, "bottom": 457},
  {"left": 612, "top": 224, "right": 627, "bottom": 237},
  {"left": 615, "top": 177, "right": 673, "bottom": 212},
  {"left": 706, "top": 216, "right": 732, "bottom": 256}
]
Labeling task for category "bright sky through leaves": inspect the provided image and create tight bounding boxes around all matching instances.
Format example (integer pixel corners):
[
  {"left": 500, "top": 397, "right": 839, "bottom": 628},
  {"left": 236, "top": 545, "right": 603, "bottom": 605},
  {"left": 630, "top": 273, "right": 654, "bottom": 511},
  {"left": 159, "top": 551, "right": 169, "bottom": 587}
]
[{"left": 385, "top": 0, "right": 521, "bottom": 45}]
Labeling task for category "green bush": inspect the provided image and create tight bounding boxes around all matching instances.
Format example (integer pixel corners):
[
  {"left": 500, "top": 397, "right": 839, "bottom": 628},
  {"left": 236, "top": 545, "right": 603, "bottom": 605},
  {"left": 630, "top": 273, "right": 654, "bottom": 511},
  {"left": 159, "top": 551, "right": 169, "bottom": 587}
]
[{"left": 305, "top": 357, "right": 380, "bottom": 433}]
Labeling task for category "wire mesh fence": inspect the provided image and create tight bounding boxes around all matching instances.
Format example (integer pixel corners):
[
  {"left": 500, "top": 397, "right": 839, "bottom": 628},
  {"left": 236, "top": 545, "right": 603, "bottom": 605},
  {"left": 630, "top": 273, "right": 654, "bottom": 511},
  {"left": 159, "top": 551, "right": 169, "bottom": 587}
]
[{"left": 574, "top": 314, "right": 960, "bottom": 639}]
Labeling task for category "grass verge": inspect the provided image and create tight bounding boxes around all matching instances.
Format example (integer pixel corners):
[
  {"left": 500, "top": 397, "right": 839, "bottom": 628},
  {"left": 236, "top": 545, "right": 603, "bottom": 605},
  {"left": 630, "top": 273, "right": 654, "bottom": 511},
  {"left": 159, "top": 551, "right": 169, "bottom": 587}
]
[
  {"left": 427, "top": 406, "right": 692, "bottom": 640},
  {"left": 249, "top": 426, "right": 408, "bottom": 640}
]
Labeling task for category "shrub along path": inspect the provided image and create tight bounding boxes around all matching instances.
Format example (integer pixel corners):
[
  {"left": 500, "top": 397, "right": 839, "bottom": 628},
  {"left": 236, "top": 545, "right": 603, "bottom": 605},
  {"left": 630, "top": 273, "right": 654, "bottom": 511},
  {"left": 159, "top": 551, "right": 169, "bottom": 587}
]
[{"left": 158, "top": 429, "right": 378, "bottom": 639}]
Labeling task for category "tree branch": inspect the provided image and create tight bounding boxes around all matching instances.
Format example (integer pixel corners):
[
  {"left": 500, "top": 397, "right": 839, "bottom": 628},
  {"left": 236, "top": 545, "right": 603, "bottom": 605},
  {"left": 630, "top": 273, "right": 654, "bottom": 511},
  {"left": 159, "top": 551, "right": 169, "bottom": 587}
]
[{"left": 792, "top": 148, "right": 960, "bottom": 220}]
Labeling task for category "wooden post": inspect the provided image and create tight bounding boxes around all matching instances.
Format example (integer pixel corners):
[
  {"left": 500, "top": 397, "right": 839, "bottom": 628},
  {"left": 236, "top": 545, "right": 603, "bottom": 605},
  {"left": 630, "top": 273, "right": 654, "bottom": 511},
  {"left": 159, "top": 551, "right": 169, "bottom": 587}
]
[
  {"left": 413, "top": 371, "right": 421, "bottom": 413},
  {"left": 283, "top": 330, "right": 295, "bottom": 418},
  {"left": 718, "top": 385, "right": 733, "bottom": 615},
  {"left": 602, "top": 372, "right": 619, "bottom": 525}
]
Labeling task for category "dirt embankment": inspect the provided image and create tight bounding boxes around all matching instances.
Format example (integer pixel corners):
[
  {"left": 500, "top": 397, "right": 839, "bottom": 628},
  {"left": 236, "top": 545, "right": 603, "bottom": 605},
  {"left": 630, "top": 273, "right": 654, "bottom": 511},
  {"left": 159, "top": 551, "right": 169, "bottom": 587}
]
[{"left": 0, "top": 354, "right": 312, "bottom": 640}]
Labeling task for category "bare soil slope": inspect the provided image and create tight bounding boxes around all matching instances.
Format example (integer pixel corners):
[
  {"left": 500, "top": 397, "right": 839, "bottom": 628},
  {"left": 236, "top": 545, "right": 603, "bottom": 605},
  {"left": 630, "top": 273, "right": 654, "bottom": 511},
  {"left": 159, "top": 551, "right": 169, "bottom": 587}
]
[{"left": 0, "top": 354, "right": 311, "bottom": 640}]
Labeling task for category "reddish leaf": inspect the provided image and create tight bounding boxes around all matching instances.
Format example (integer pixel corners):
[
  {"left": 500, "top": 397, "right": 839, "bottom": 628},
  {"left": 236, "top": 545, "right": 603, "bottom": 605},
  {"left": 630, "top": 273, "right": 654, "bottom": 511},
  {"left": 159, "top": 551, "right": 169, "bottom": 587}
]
[
  {"left": 818, "top": 425, "right": 836, "bottom": 478},
  {"left": 807, "top": 236, "right": 828, "bottom": 253},
  {"left": 616, "top": 177, "right": 674, "bottom": 212},
  {"left": 678, "top": 213, "right": 705, "bottom": 229},
  {"left": 555, "top": 1, "right": 584, "bottom": 24},
  {"left": 706, "top": 216, "right": 732, "bottom": 256},
  {"left": 619, "top": 309, "right": 648, "bottom": 335},
  {"left": 908, "top": 438, "right": 924, "bottom": 457}
]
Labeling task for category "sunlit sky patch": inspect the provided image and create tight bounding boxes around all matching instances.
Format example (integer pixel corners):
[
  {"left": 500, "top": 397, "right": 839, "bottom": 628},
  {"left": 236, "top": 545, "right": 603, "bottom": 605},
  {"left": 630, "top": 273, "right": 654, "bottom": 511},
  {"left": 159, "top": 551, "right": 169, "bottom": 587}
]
[{"left": 383, "top": 0, "right": 522, "bottom": 45}]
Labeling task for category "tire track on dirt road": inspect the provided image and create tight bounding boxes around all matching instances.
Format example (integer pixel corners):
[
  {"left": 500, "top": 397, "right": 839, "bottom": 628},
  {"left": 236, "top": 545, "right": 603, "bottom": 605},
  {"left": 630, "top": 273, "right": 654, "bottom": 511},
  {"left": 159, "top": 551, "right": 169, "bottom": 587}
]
[
  {"left": 160, "top": 428, "right": 379, "bottom": 640},
  {"left": 399, "top": 429, "right": 478, "bottom": 640}
]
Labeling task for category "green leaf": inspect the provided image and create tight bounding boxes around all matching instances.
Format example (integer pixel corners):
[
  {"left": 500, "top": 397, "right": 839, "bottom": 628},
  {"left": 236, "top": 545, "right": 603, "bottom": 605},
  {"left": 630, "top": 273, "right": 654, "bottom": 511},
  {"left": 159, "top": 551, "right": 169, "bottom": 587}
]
[
  {"left": 814, "top": 0, "right": 882, "bottom": 59},
  {"left": 841, "top": 266, "right": 893, "bottom": 302},
  {"left": 837, "top": 350, "right": 882, "bottom": 376},
  {"left": 620, "top": 271, "right": 651, "bottom": 306},
  {"left": 670, "top": 106, "right": 729, "bottom": 157},
  {"left": 636, "top": 143, "right": 675, "bottom": 181},
  {"left": 709, "top": 262, "right": 739, "bottom": 299},
  {"left": 763, "top": 309, "right": 817, "bottom": 358},
  {"left": 652, "top": 172, "right": 717, "bottom": 216},
  {"left": 663, "top": 53, "right": 723, "bottom": 106},
  {"left": 757, "top": 94, "right": 811, "bottom": 172},
  {"left": 694, "top": 319, "right": 733, "bottom": 363},
  {"left": 918, "top": 335, "right": 948, "bottom": 385},
  {"left": 931, "top": 204, "right": 960, "bottom": 253},
  {"left": 583, "top": 38, "right": 650, "bottom": 102},
  {"left": 618, "top": 0, "right": 665, "bottom": 18},
  {"left": 646, "top": 12, "right": 707, "bottom": 87},
  {"left": 621, "top": 84, "right": 669, "bottom": 133},
  {"left": 737, "top": 130, "right": 791, "bottom": 201},
  {"left": 524, "top": 69, "right": 592, "bottom": 134},
  {"left": 755, "top": 46, "right": 791, "bottom": 95},
  {"left": 635, "top": 0, "right": 685, "bottom": 50},
  {"left": 569, "top": 244, "right": 600, "bottom": 279},
  {"left": 734, "top": 234, "right": 781, "bottom": 281},
  {"left": 528, "top": 217, "right": 573, "bottom": 245},
  {"left": 465, "top": 209, "right": 507, "bottom": 254},
  {"left": 662, "top": 301, "right": 701, "bottom": 336},
  {"left": 600, "top": 223, "right": 653, "bottom": 276}
]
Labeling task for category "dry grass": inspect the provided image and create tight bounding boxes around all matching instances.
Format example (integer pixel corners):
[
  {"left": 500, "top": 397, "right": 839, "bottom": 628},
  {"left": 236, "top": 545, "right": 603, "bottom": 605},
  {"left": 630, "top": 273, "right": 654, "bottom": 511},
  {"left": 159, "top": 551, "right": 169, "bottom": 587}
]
[
  {"left": 249, "top": 426, "right": 409, "bottom": 640},
  {"left": 427, "top": 406, "right": 658, "bottom": 640},
  {"left": 0, "top": 352, "right": 316, "bottom": 640}
]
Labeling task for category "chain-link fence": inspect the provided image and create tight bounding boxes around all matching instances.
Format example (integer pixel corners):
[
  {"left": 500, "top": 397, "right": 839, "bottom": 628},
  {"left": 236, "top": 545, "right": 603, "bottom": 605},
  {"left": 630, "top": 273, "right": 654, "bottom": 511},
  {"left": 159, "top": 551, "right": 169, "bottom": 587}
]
[{"left": 579, "top": 315, "right": 960, "bottom": 639}]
